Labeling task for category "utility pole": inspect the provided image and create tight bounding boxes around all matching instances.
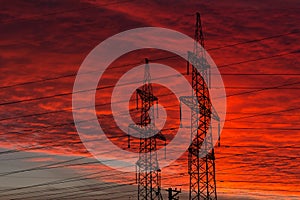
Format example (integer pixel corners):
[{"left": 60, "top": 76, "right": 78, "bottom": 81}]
[
  {"left": 128, "top": 58, "right": 166, "bottom": 200},
  {"left": 166, "top": 188, "right": 181, "bottom": 200},
  {"left": 180, "top": 12, "right": 220, "bottom": 200}
]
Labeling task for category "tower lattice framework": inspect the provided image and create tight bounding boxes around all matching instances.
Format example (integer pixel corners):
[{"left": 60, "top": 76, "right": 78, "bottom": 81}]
[
  {"left": 129, "top": 58, "right": 166, "bottom": 200},
  {"left": 180, "top": 12, "right": 220, "bottom": 200}
]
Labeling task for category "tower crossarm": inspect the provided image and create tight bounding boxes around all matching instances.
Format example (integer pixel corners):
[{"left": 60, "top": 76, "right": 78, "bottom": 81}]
[
  {"left": 180, "top": 96, "right": 219, "bottom": 121},
  {"left": 187, "top": 51, "right": 210, "bottom": 71},
  {"left": 128, "top": 124, "right": 166, "bottom": 142}
]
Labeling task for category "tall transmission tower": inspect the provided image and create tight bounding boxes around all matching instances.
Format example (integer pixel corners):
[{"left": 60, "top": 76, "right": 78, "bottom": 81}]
[
  {"left": 128, "top": 58, "right": 166, "bottom": 200},
  {"left": 180, "top": 12, "right": 220, "bottom": 200}
]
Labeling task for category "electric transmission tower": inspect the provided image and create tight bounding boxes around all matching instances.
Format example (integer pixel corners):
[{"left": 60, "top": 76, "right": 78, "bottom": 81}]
[
  {"left": 180, "top": 12, "right": 220, "bottom": 200},
  {"left": 128, "top": 58, "right": 166, "bottom": 200}
]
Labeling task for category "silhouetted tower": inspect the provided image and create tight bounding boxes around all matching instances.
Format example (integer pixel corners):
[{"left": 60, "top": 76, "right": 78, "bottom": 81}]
[
  {"left": 128, "top": 58, "right": 166, "bottom": 200},
  {"left": 180, "top": 12, "right": 220, "bottom": 200}
]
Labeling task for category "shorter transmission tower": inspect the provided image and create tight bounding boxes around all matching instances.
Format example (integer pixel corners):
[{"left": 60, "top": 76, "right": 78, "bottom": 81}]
[{"left": 128, "top": 58, "right": 166, "bottom": 200}]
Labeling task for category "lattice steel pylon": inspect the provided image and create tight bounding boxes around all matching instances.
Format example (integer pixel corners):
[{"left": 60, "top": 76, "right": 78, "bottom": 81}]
[
  {"left": 128, "top": 58, "right": 166, "bottom": 200},
  {"left": 180, "top": 12, "right": 220, "bottom": 200}
]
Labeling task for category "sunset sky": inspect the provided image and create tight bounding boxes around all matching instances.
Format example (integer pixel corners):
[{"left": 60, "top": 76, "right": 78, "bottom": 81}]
[{"left": 0, "top": 0, "right": 300, "bottom": 199}]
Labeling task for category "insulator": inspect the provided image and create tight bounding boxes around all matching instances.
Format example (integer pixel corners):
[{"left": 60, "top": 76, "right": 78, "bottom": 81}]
[{"left": 128, "top": 133, "right": 130, "bottom": 148}]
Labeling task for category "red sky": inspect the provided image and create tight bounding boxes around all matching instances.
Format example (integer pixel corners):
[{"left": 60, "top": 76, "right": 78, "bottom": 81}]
[{"left": 0, "top": 0, "right": 300, "bottom": 199}]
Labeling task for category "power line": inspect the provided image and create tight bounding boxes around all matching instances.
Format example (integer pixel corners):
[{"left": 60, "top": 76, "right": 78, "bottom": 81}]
[
  {"left": 1, "top": 69, "right": 300, "bottom": 129},
  {"left": 1, "top": 104, "right": 299, "bottom": 149},
  {"left": 226, "top": 106, "right": 300, "bottom": 121},
  {"left": 0, "top": 147, "right": 296, "bottom": 198},
  {"left": 0, "top": 49, "right": 298, "bottom": 108},
  {"left": 225, "top": 80, "right": 300, "bottom": 98},
  {"left": 208, "top": 30, "right": 299, "bottom": 51},
  {"left": 0, "top": 53, "right": 298, "bottom": 197},
  {"left": 1, "top": 104, "right": 299, "bottom": 157},
  {"left": 223, "top": 127, "right": 300, "bottom": 131},
  {"left": 0, "top": 126, "right": 292, "bottom": 179},
  {"left": 1, "top": 176, "right": 133, "bottom": 199},
  {"left": 47, "top": 183, "right": 135, "bottom": 200},
  {"left": 1, "top": 144, "right": 298, "bottom": 197},
  {"left": 225, "top": 86, "right": 300, "bottom": 89},
  {"left": 0, "top": 31, "right": 298, "bottom": 91},
  {"left": 1, "top": 7, "right": 299, "bottom": 198},
  {"left": 218, "top": 50, "right": 299, "bottom": 69},
  {"left": 219, "top": 73, "right": 300, "bottom": 76},
  {"left": 0, "top": 163, "right": 134, "bottom": 193},
  {"left": 18, "top": 181, "right": 136, "bottom": 200}
]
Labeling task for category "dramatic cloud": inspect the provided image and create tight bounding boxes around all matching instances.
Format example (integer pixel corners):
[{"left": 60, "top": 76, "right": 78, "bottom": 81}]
[{"left": 0, "top": 0, "right": 299, "bottom": 199}]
